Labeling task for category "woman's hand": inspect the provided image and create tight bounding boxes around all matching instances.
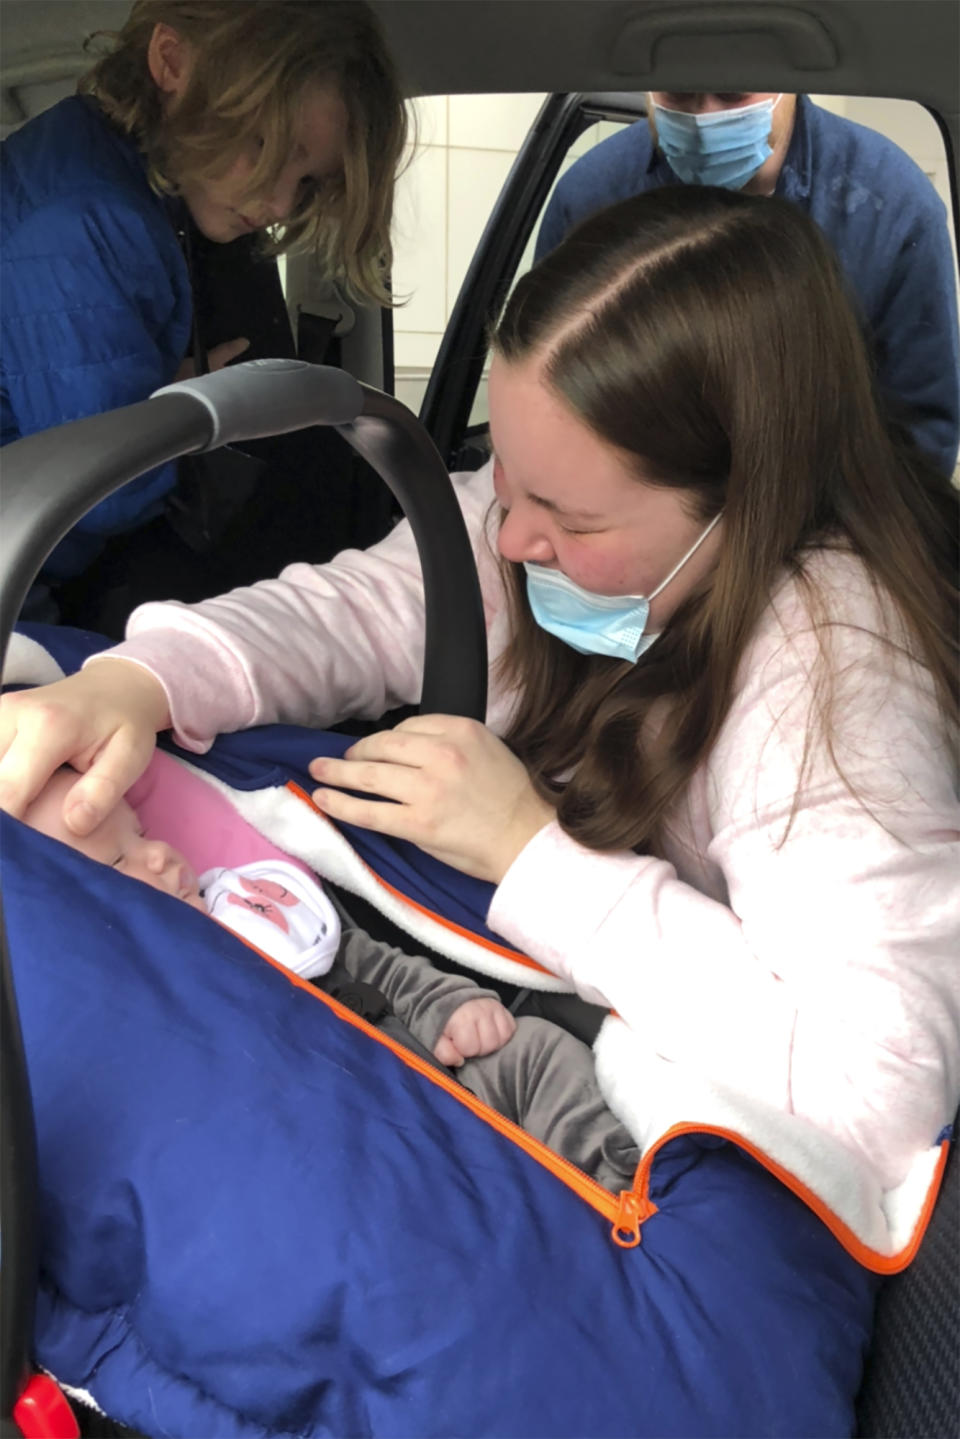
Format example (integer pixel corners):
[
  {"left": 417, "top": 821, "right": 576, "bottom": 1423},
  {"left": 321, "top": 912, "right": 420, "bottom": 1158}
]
[
  {"left": 0, "top": 659, "right": 170, "bottom": 833},
  {"left": 309, "top": 715, "right": 556, "bottom": 884}
]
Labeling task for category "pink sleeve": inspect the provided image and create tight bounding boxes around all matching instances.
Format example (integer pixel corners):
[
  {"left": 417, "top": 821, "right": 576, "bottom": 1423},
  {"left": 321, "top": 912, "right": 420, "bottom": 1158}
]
[
  {"left": 88, "top": 463, "right": 511, "bottom": 752},
  {"left": 489, "top": 556, "right": 960, "bottom": 1189}
]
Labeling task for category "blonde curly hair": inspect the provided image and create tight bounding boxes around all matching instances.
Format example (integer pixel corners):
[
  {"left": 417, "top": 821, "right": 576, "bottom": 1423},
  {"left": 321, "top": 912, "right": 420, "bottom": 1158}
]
[{"left": 79, "top": 0, "right": 408, "bottom": 305}]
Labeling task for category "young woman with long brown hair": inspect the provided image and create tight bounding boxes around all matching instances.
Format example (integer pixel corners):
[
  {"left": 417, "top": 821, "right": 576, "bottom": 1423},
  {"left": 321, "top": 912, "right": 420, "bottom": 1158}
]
[{"left": 1, "top": 187, "right": 957, "bottom": 1211}]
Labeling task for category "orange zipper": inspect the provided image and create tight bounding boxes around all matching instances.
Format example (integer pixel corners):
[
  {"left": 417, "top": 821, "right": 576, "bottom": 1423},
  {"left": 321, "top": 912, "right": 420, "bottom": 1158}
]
[
  {"left": 285, "top": 782, "right": 558, "bottom": 978},
  {"left": 277, "top": 781, "right": 658, "bottom": 1243},
  {"left": 225, "top": 917, "right": 653, "bottom": 1247},
  {"left": 628, "top": 1121, "right": 952, "bottom": 1274},
  {"left": 258, "top": 781, "right": 950, "bottom": 1265}
]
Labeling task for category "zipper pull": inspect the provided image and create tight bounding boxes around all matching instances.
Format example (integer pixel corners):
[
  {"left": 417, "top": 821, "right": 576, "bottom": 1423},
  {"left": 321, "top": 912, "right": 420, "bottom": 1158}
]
[{"left": 610, "top": 1189, "right": 653, "bottom": 1249}]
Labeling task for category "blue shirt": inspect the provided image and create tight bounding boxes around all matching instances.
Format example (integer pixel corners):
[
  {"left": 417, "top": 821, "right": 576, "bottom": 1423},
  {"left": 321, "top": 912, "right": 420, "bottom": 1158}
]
[
  {"left": 1, "top": 97, "right": 192, "bottom": 580},
  {"left": 537, "top": 96, "right": 960, "bottom": 476}
]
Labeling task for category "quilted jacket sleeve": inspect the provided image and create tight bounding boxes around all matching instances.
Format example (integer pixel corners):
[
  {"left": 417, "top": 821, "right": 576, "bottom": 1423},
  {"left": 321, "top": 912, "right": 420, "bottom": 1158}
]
[{"left": 1, "top": 188, "right": 191, "bottom": 557}]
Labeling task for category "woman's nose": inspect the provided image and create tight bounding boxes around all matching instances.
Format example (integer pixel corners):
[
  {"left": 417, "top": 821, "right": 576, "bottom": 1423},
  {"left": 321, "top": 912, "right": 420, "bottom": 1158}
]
[{"left": 497, "top": 507, "right": 555, "bottom": 566}]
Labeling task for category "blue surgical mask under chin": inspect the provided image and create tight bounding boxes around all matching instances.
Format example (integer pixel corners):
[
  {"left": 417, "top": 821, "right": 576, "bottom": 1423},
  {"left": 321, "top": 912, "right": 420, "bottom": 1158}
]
[
  {"left": 653, "top": 95, "right": 782, "bottom": 190},
  {"left": 523, "top": 512, "right": 722, "bottom": 664}
]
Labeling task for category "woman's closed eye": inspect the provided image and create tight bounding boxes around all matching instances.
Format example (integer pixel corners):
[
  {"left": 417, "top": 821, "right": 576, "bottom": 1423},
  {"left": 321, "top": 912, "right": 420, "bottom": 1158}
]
[{"left": 558, "top": 524, "right": 600, "bottom": 537}]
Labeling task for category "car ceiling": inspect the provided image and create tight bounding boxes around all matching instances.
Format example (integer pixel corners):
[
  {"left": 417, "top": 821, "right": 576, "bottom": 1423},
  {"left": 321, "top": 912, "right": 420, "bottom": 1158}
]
[{"left": 1, "top": 0, "right": 957, "bottom": 214}]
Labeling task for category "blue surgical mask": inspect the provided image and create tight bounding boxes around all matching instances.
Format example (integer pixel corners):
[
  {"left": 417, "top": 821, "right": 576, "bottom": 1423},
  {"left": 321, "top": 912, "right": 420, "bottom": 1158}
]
[
  {"left": 523, "top": 512, "right": 722, "bottom": 663},
  {"left": 653, "top": 95, "right": 782, "bottom": 190}
]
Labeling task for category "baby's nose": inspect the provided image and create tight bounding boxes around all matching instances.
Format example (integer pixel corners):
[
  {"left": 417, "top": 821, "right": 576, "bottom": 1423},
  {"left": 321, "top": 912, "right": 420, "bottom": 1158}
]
[{"left": 144, "top": 840, "right": 176, "bottom": 874}]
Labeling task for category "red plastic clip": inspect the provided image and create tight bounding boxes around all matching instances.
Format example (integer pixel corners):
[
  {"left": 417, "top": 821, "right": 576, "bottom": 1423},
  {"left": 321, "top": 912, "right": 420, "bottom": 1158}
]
[{"left": 11, "top": 1374, "right": 80, "bottom": 1439}]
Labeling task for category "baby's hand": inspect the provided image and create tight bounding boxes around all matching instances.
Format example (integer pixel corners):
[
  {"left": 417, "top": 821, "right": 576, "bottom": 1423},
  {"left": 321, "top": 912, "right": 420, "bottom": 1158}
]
[{"left": 433, "top": 997, "right": 516, "bottom": 1068}]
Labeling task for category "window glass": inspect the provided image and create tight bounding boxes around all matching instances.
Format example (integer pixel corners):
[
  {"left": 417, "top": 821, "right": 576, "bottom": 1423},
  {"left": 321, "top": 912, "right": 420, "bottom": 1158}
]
[{"left": 389, "top": 93, "right": 958, "bottom": 477}]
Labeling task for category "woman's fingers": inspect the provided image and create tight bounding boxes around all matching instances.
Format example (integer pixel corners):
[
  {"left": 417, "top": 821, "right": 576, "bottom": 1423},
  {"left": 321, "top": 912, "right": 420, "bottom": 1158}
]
[
  {"left": 0, "top": 660, "right": 168, "bottom": 831},
  {"left": 0, "top": 708, "right": 149, "bottom": 834},
  {"left": 309, "top": 781, "right": 416, "bottom": 840},
  {"left": 331, "top": 724, "right": 463, "bottom": 772},
  {"left": 310, "top": 752, "right": 422, "bottom": 801},
  {"left": 0, "top": 696, "right": 84, "bottom": 818},
  {"left": 61, "top": 725, "right": 158, "bottom": 836},
  {"left": 309, "top": 714, "right": 554, "bottom": 883}
]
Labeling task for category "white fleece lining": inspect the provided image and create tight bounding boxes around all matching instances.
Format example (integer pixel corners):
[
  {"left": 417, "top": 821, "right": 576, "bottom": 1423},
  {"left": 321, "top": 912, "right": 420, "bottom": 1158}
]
[
  {"left": 594, "top": 1014, "right": 945, "bottom": 1262},
  {"left": 7, "top": 641, "right": 946, "bottom": 1264},
  {"left": 172, "top": 755, "right": 569, "bottom": 993}
]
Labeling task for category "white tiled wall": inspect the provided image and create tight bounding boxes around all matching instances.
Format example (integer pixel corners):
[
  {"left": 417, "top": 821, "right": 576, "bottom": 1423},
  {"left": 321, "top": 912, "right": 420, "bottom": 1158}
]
[
  {"left": 391, "top": 93, "right": 547, "bottom": 412},
  {"left": 391, "top": 93, "right": 958, "bottom": 415}
]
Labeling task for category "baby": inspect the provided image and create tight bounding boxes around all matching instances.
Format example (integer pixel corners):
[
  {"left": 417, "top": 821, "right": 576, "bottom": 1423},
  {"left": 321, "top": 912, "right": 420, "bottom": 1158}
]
[
  {"left": 24, "top": 769, "right": 639, "bottom": 1191},
  {"left": 24, "top": 768, "right": 514, "bottom": 1068}
]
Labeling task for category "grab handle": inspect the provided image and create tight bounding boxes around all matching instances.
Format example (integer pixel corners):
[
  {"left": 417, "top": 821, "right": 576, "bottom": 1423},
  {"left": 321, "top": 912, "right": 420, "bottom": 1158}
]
[{"left": 613, "top": 4, "right": 838, "bottom": 73}]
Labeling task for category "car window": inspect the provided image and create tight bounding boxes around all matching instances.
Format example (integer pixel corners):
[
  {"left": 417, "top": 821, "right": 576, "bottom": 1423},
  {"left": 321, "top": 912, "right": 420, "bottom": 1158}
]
[
  {"left": 391, "top": 98, "right": 634, "bottom": 427},
  {"left": 394, "top": 92, "right": 959, "bottom": 474},
  {"left": 462, "top": 115, "right": 633, "bottom": 433},
  {"left": 391, "top": 94, "right": 554, "bottom": 418}
]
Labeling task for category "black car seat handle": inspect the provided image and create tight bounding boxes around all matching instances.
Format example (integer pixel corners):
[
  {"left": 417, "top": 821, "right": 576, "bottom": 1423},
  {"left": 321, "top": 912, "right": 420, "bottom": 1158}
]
[{"left": 0, "top": 362, "right": 488, "bottom": 720}]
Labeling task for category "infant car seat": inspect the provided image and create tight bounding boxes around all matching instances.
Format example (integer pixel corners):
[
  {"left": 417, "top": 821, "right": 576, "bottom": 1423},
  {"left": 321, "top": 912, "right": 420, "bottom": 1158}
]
[{"left": 1, "top": 364, "right": 956, "bottom": 1439}]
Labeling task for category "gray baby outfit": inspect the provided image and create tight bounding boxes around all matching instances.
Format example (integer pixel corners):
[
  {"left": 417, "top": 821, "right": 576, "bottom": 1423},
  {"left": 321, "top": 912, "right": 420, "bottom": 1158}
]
[{"left": 329, "top": 922, "right": 640, "bottom": 1195}]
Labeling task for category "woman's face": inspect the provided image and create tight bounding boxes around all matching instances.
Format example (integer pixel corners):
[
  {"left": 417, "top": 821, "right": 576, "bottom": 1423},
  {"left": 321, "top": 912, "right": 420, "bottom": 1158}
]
[
  {"left": 488, "top": 355, "right": 723, "bottom": 629},
  {"left": 179, "top": 84, "right": 348, "bottom": 244}
]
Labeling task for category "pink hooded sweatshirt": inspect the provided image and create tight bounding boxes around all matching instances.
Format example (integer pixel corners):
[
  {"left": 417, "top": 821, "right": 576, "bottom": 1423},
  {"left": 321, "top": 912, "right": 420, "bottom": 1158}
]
[{"left": 98, "top": 461, "right": 960, "bottom": 1197}]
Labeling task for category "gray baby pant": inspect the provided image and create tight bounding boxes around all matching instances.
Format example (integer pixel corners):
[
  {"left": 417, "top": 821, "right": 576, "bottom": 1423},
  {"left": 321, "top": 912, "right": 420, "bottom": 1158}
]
[
  {"left": 335, "top": 924, "right": 639, "bottom": 1195},
  {"left": 458, "top": 1016, "right": 640, "bottom": 1194}
]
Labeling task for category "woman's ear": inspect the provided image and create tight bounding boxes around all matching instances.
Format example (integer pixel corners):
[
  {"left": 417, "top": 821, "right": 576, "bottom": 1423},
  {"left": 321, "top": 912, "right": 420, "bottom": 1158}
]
[{"left": 146, "top": 22, "right": 192, "bottom": 99}]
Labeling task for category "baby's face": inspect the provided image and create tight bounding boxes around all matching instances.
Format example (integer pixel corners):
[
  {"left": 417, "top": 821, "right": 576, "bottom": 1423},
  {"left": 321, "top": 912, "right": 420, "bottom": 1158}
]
[{"left": 24, "top": 771, "right": 205, "bottom": 909}]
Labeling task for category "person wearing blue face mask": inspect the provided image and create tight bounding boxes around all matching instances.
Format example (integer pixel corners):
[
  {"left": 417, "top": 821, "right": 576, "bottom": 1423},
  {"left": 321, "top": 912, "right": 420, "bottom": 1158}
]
[
  {"left": 536, "top": 91, "right": 959, "bottom": 479},
  {"left": 652, "top": 92, "right": 787, "bottom": 191},
  {"left": 522, "top": 510, "right": 723, "bottom": 662}
]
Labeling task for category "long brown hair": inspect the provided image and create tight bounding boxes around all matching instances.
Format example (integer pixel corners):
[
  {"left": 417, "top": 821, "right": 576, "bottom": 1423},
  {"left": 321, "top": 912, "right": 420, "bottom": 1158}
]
[
  {"left": 78, "top": 0, "right": 407, "bottom": 304},
  {"left": 493, "top": 187, "right": 958, "bottom": 853}
]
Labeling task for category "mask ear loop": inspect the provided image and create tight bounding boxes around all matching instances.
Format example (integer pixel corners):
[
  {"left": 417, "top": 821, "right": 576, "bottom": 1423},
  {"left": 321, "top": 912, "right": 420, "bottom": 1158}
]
[{"left": 647, "top": 510, "right": 723, "bottom": 602}]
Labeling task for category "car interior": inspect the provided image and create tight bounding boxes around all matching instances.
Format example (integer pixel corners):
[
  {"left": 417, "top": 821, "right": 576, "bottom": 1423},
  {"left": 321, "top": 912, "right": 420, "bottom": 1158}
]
[{"left": 1, "top": 2, "right": 958, "bottom": 1436}]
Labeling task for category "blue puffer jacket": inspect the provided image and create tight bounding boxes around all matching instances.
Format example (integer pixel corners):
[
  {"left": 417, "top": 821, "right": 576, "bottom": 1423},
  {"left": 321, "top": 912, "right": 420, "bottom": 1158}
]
[{"left": 1, "top": 96, "right": 192, "bottom": 581}]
